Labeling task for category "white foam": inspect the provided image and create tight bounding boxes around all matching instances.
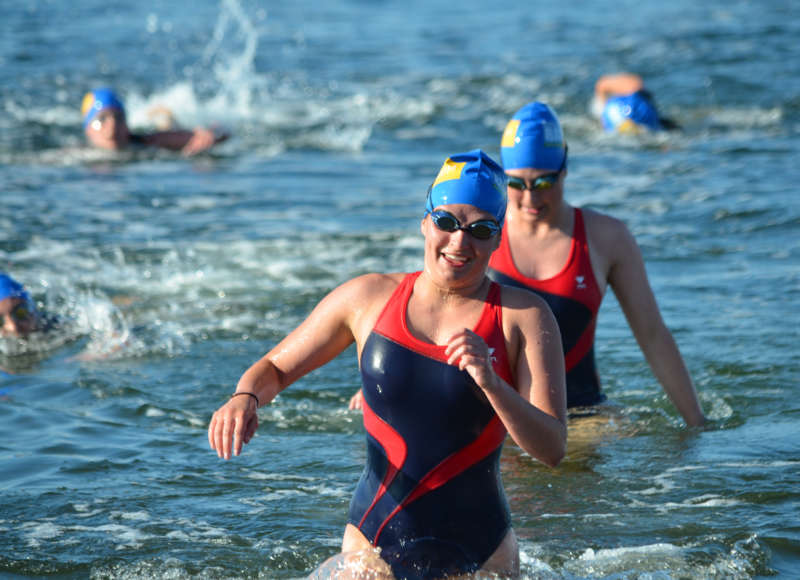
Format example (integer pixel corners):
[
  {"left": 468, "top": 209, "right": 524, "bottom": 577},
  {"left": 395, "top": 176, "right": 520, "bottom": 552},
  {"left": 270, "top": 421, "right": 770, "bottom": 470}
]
[
  {"left": 114, "top": 511, "right": 151, "bottom": 522},
  {"left": 665, "top": 495, "right": 742, "bottom": 508},
  {"left": 565, "top": 542, "right": 686, "bottom": 577},
  {"left": 255, "top": 489, "right": 306, "bottom": 502},
  {"left": 22, "top": 521, "right": 63, "bottom": 547},
  {"left": 98, "top": 524, "right": 151, "bottom": 549},
  {"left": 244, "top": 471, "right": 316, "bottom": 482},
  {"left": 297, "top": 483, "right": 350, "bottom": 499}
]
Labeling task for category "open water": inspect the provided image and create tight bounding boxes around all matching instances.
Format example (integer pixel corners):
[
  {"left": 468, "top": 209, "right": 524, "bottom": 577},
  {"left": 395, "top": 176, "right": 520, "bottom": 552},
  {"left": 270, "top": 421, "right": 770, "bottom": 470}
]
[{"left": 1, "top": 0, "right": 798, "bottom": 578}]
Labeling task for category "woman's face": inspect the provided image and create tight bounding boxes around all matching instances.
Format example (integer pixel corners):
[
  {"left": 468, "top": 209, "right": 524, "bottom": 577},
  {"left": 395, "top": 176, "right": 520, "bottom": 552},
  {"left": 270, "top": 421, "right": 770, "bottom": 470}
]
[
  {"left": 0, "top": 297, "right": 36, "bottom": 337},
  {"left": 421, "top": 203, "right": 501, "bottom": 289},
  {"left": 84, "top": 108, "right": 130, "bottom": 150},
  {"left": 504, "top": 167, "right": 566, "bottom": 223}
]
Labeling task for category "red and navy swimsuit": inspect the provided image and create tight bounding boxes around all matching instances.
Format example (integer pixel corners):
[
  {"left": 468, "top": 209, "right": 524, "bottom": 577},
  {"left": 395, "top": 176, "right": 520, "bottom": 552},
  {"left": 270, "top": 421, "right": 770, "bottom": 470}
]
[
  {"left": 488, "top": 208, "right": 605, "bottom": 408},
  {"left": 348, "top": 272, "right": 514, "bottom": 579}
]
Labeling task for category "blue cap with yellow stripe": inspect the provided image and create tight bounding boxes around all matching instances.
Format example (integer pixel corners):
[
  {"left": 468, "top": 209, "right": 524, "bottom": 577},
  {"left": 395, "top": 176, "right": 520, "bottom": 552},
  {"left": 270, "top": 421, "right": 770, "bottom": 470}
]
[
  {"left": 601, "top": 91, "right": 661, "bottom": 133},
  {"left": 425, "top": 149, "right": 507, "bottom": 225},
  {"left": 500, "top": 102, "right": 566, "bottom": 171},
  {"left": 81, "top": 88, "right": 125, "bottom": 128}
]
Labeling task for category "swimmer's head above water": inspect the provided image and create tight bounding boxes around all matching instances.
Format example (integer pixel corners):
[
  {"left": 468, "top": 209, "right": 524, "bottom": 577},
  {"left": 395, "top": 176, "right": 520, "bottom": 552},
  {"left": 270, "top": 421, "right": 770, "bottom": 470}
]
[
  {"left": 80, "top": 87, "right": 229, "bottom": 155},
  {"left": 425, "top": 149, "right": 508, "bottom": 226},
  {"left": 501, "top": 102, "right": 567, "bottom": 171},
  {"left": 0, "top": 273, "right": 38, "bottom": 337},
  {"left": 601, "top": 91, "right": 662, "bottom": 134},
  {"left": 593, "top": 73, "right": 679, "bottom": 134},
  {"left": 81, "top": 88, "right": 131, "bottom": 150}
]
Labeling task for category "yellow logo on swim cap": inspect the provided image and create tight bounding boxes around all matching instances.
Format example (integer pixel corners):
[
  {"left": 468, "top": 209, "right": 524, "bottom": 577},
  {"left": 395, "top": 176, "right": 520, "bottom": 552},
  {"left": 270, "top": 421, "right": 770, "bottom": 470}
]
[
  {"left": 432, "top": 159, "right": 467, "bottom": 188},
  {"left": 81, "top": 92, "right": 96, "bottom": 118},
  {"left": 617, "top": 119, "right": 643, "bottom": 135},
  {"left": 501, "top": 119, "right": 520, "bottom": 148}
]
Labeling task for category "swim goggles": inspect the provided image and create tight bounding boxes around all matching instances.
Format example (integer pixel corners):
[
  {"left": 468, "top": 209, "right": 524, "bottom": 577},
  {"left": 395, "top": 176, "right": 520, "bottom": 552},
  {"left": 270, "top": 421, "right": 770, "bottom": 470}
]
[
  {"left": 430, "top": 210, "right": 500, "bottom": 240},
  {"left": 88, "top": 109, "right": 125, "bottom": 131},
  {"left": 506, "top": 173, "right": 561, "bottom": 192},
  {"left": 10, "top": 304, "right": 31, "bottom": 321},
  {"left": 0, "top": 304, "right": 32, "bottom": 329}
]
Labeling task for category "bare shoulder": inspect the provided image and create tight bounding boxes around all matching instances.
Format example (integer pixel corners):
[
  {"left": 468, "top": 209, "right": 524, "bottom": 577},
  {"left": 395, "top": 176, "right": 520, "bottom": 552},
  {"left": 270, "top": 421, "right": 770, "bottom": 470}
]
[
  {"left": 497, "top": 284, "right": 556, "bottom": 328},
  {"left": 581, "top": 208, "right": 649, "bottom": 290},
  {"left": 581, "top": 207, "right": 637, "bottom": 253},
  {"left": 337, "top": 272, "right": 404, "bottom": 302},
  {"left": 497, "top": 284, "right": 561, "bottom": 362},
  {"left": 581, "top": 207, "right": 629, "bottom": 236},
  {"left": 309, "top": 273, "right": 403, "bottom": 319},
  {"left": 333, "top": 272, "right": 405, "bottom": 341}
]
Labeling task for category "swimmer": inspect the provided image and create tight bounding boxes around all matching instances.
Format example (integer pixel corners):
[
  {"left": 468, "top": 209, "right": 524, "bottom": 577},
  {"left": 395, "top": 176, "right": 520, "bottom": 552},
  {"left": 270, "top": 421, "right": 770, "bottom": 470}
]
[
  {"left": 489, "top": 102, "right": 704, "bottom": 425},
  {"left": 0, "top": 273, "right": 41, "bottom": 337},
  {"left": 209, "top": 150, "right": 567, "bottom": 578},
  {"left": 81, "top": 88, "right": 228, "bottom": 155},
  {"left": 348, "top": 106, "right": 703, "bottom": 428},
  {"left": 592, "top": 72, "right": 679, "bottom": 133}
]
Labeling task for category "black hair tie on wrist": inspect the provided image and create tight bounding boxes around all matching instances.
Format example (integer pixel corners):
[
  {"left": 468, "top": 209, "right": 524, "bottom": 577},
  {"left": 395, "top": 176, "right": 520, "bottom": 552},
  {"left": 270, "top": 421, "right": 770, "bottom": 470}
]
[{"left": 230, "top": 391, "right": 260, "bottom": 408}]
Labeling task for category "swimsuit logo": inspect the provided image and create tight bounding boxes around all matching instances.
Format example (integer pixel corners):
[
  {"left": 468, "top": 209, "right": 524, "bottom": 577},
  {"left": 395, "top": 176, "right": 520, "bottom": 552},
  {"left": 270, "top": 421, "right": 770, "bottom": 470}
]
[
  {"left": 488, "top": 348, "right": 497, "bottom": 363},
  {"left": 576, "top": 275, "right": 587, "bottom": 289}
]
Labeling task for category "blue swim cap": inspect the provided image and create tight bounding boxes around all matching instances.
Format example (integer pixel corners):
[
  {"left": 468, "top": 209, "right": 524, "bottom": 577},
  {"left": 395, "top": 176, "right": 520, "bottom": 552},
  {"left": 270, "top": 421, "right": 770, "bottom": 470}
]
[
  {"left": 0, "top": 273, "right": 26, "bottom": 301},
  {"left": 81, "top": 88, "right": 125, "bottom": 128},
  {"left": 601, "top": 91, "right": 661, "bottom": 133},
  {"left": 0, "top": 273, "right": 33, "bottom": 309},
  {"left": 425, "top": 149, "right": 507, "bottom": 225},
  {"left": 501, "top": 102, "right": 566, "bottom": 171}
]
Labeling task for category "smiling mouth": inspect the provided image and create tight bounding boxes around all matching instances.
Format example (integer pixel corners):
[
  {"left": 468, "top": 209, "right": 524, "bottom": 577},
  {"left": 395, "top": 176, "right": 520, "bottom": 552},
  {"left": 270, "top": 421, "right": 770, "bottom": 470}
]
[{"left": 442, "top": 252, "right": 470, "bottom": 266}]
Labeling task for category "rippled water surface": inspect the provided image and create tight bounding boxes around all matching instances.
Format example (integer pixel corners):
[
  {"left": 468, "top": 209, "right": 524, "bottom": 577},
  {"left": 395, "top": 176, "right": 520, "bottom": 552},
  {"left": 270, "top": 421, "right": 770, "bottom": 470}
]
[{"left": 1, "top": 0, "right": 798, "bottom": 578}]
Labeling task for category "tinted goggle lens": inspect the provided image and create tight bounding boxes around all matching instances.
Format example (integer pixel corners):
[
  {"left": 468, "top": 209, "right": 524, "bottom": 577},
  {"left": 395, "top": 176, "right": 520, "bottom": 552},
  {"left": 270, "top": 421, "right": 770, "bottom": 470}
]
[
  {"left": 11, "top": 305, "right": 31, "bottom": 321},
  {"left": 506, "top": 173, "right": 560, "bottom": 191},
  {"left": 431, "top": 211, "right": 500, "bottom": 240},
  {"left": 90, "top": 110, "right": 125, "bottom": 131}
]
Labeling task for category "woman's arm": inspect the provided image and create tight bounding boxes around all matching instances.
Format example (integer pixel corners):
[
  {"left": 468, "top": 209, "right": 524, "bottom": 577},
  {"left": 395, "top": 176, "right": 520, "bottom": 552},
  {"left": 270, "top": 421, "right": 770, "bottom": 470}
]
[
  {"left": 208, "top": 275, "right": 385, "bottom": 460},
  {"left": 141, "top": 127, "right": 228, "bottom": 155},
  {"left": 445, "top": 288, "right": 567, "bottom": 467},
  {"left": 604, "top": 220, "right": 706, "bottom": 426},
  {"left": 594, "top": 72, "right": 645, "bottom": 102}
]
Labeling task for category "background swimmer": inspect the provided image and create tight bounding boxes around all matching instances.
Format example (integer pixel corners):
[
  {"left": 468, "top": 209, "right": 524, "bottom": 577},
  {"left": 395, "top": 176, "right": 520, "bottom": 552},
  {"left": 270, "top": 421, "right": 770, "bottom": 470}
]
[
  {"left": 0, "top": 273, "right": 42, "bottom": 337},
  {"left": 81, "top": 88, "right": 229, "bottom": 155},
  {"left": 491, "top": 102, "right": 704, "bottom": 425},
  {"left": 592, "top": 72, "right": 680, "bottom": 133}
]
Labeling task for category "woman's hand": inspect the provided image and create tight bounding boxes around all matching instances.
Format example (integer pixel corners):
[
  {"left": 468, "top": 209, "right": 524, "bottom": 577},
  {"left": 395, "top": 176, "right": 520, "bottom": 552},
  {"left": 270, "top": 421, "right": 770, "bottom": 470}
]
[
  {"left": 182, "top": 127, "right": 217, "bottom": 156},
  {"left": 348, "top": 389, "right": 364, "bottom": 410},
  {"left": 444, "top": 328, "right": 500, "bottom": 393},
  {"left": 208, "top": 394, "right": 259, "bottom": 460}
]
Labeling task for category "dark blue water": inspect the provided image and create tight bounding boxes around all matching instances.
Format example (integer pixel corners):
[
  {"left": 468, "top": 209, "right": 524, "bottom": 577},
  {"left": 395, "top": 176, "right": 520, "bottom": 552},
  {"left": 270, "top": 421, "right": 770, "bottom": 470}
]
[{"left": 1, "top": 0, "right": 798, "bottom": 578}]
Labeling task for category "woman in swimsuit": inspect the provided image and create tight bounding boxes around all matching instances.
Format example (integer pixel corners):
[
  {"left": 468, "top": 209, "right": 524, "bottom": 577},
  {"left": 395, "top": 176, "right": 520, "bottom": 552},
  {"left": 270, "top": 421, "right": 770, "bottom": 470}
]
[
  {"left": 81, "top": 88, "right": 227, "bottom": 155},
  {"left": 208, "top": 149, "right": 567, "bottom": 579},
  {"left": 489, "top": 101, "right": 704, "bottom": 425}
]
